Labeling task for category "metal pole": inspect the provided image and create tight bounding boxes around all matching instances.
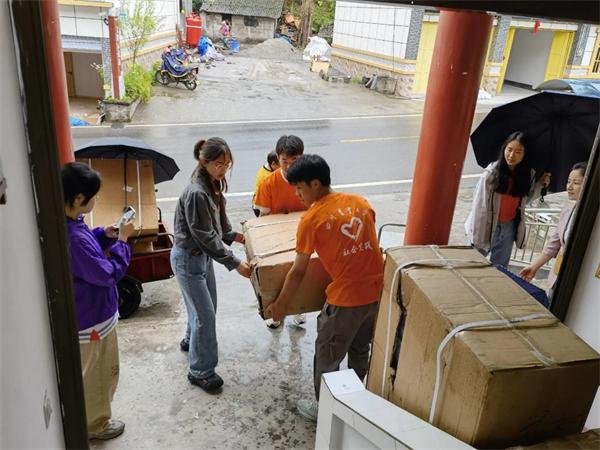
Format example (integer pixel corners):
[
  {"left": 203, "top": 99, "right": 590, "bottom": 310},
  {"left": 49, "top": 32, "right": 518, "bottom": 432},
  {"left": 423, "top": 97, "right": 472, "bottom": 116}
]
[
  {"left": 404, "top": 9, "right": 492, "bottom": 245},
  {"left": 108, "top": 8, "right": 120, "bottom": 99}
]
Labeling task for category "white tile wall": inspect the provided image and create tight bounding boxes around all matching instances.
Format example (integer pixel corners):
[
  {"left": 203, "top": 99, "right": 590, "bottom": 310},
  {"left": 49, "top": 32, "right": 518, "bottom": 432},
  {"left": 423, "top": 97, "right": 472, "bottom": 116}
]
[
  {"left": 77, "top": 18, "right": 104, "bottom": 37},
  {"left": 59, "top": 5, "right": 75, "bottom": 17},
  {"left": 60, "top": 16, "right": 77, "bottom": 35},
  {"left": 581, "top": 26, "right": 598, "bottom": 67},
  {"left": 75, "top": 6, "right": 103, "bottom": 20},
  {"left": 333, "top": 2, "right": 412, "bottom": 59}
]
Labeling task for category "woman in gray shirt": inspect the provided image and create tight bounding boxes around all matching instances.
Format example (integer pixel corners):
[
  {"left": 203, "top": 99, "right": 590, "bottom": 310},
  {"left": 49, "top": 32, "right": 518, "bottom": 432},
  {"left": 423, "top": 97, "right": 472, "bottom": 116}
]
[{"left": 171, "top": 137, "right": 251, "bottom": 392}]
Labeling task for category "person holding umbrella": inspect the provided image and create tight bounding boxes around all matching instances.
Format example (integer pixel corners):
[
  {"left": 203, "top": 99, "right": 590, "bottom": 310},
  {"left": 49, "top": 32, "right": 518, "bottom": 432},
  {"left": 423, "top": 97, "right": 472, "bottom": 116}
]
[
  {"left": 519, "top": 162, "right": 587, "bottom": 299},
  {"left": 465, "top": 131, "right": 550, "bottom": 267},
  {"left": 171, "top": 137, "right": 252, "bottom": 393}
]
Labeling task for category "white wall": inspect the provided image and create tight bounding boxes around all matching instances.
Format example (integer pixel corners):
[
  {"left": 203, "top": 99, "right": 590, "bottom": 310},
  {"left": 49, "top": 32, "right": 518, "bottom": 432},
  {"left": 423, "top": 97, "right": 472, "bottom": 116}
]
[
  {"left": 0, "top": 5, "right": 65, "bottom": 449},
  {"left": 565, "top": 211, "right": 600, "bottom": 429},
  {"left": 505, "top": 29, "right": 554, "bottom": 88},
  {"left": 333, "top": 1, "right": 412, "bottom": 59},
  {"left": 59, "top": 4, "right": 109, "bottom": 38},
  {"left": 581, "top": 26, "right": 599, "bottom": 67},
  {"left": 72, "top": 52, "right": 104, "bottom": 97}
]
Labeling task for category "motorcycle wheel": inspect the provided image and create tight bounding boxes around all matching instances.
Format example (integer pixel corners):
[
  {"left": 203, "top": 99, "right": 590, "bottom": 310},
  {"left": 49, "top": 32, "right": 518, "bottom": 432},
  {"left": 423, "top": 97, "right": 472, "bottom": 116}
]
[
  {"left": 184, "top": 78, "right": 197, "bottom": 91},
  {"left": 154, "top": 70, "right": 169, "bottom": 86}
]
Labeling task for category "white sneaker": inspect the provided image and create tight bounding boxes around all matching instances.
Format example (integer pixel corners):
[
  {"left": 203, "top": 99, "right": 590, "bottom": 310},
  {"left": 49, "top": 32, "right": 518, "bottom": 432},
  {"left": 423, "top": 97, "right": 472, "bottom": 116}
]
[
  {"left": 297, "top": 398, "right": 318, "bottom": 422},
  {"left": 293, "top": 314, "right": 306, "bottom": 325},
  {"left": 266, "top": 318, "right": 281, "bottom": 329}
]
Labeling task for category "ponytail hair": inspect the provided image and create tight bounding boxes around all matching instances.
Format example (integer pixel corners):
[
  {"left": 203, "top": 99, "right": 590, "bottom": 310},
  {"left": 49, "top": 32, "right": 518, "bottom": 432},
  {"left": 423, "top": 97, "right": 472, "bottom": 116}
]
[{"left": 192, "top": 137, "right": 233, "bottom": 195}]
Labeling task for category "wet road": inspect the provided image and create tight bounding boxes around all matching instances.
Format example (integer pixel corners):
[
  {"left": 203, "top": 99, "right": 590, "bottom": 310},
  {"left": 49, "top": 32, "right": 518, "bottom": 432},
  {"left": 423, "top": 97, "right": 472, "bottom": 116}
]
[{"left": 71, "top": 113, "right": 485, "bottom": 209}]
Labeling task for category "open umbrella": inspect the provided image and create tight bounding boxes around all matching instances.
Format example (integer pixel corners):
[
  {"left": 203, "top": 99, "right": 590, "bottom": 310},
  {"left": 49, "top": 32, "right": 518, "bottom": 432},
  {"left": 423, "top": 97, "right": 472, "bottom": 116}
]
[
  {"left": 74, "top": 137, "right": 179, "bottom": 184},
  {"left": 470, "top": 92, "right": 599, "bottom": 192}
]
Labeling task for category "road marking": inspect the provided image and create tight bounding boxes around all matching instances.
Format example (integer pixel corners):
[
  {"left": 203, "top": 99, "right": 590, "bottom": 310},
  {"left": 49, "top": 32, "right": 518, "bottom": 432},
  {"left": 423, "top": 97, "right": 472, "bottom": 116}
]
[
  {"left": 156, "top": 173, "right": 481, "bottom": 203},
  {"left": 73, "top": 113, "right": 424, "bottom": 130},
  {"left": 340, "top": 135, "right": 419, "bottom": 143}
]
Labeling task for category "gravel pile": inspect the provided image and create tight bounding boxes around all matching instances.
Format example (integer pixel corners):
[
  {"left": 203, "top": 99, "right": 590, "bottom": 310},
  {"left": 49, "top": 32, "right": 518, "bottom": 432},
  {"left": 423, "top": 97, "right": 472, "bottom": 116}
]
[{"left": 243, "top": 38, "right": 300, "bottom": 61}]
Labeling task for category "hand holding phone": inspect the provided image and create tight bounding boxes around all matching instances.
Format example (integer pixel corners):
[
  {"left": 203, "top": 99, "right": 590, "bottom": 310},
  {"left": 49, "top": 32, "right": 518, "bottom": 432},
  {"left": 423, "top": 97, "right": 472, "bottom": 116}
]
[{"left": 116, "top": 206, "right": 136, "bottom": 241}]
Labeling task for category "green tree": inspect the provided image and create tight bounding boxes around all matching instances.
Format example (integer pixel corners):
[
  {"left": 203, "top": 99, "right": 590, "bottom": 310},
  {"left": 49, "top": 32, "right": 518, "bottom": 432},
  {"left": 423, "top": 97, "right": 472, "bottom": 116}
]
[
  {"left": 119, "top": 0, "right": 161, "bottom": 66},
  {"left": 312, "top": 0, "right": 335, "bottom": 34}
]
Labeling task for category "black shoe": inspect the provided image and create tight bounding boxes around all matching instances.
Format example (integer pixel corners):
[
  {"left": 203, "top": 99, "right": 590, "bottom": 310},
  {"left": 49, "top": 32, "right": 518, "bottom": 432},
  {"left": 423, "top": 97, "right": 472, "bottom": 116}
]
[
  {"left": 180, "top": 339, "right": 189, "bottom": 352},
  {"left": 187, "top": 372, "right": 223, "bottom": 392}
]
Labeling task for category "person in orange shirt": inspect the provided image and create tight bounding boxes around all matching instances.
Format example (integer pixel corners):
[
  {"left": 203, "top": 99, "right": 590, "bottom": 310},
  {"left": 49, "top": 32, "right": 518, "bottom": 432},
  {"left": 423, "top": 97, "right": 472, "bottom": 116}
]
[
  {"left": 253, "top": 135, "right": 306, "bottom": 216},
  {"left": 252, "top": 151, "right": 280, "bottom": 217},
  {"left": 254, "top": 135, "right": 307, "bottom": 328},
  {"left": 267, "top": 154, "right": 384, "bottom": 422}
]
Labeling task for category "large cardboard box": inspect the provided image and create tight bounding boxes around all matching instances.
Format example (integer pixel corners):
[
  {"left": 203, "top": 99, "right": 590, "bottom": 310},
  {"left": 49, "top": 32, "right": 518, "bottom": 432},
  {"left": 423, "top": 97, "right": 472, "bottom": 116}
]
[
  {"left": 507, "top": 429, "right": 600, "bottom": 450},
  {"left": 367, "top": 245, "right": 600, "bottom": 448},
  {"left": 79, "top": 159, "right": 158, "bottom": 236},
  {"left": 242, "top": 212, "right": 331, "bottom": 319}
]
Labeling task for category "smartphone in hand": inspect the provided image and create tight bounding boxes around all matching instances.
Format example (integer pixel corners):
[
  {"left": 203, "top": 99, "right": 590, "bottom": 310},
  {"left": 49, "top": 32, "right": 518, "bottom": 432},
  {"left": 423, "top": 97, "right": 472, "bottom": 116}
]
[{"left": 115, "top": 206, "right": 136, "bottom": 229}]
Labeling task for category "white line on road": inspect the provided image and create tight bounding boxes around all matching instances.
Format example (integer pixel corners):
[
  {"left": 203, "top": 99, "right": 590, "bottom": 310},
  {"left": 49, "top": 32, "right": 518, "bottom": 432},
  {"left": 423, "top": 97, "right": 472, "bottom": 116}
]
[
  {"left": 74, "top": 113, "right": 424, "bottom": 129},
  {"left": 156, "top": 173, "right": 481, "bottom": 203},
  {"left": 340, "top": 135, "right": 419, "bottom": 143}
]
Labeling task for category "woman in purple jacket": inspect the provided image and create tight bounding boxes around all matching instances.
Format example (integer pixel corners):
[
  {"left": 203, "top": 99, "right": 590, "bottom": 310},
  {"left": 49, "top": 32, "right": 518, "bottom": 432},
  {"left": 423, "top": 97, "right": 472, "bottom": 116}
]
[{"left": 62, "top": 162, "right": 134, "bottom": 441}]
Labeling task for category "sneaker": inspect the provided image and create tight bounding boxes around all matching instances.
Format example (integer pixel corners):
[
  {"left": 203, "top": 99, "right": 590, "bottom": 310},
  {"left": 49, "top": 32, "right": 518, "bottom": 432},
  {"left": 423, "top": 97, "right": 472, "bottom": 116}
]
[
  {"left": 293, "top": 314, "right": 306, "bottom": 325},
  {"left": 88, "top": 419, "right": 125, "bottom": 440},
  {"left": 187, "top": 372, "right": 224, "bottom": 392},
  {"left": 297, "top": 398, "right": 318, "bottom": 422},
  {"left": 180, "top": 339, "right": 189, "bottom": 352},
  {"left": 266, "top": 318, "right": 281, "bottom": 329}
]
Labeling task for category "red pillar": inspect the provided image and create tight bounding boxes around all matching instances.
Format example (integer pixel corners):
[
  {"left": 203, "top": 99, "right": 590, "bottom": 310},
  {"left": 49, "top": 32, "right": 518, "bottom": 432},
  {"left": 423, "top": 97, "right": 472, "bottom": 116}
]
[
  {"left": 404, "top": 9, "right": 492, "bottom": 245},
  {"left": 41, "top": 0, "right": 74, "bottom": 165},
  {"left": 108, "top": 11, "right": 121, "bottom": 99}
]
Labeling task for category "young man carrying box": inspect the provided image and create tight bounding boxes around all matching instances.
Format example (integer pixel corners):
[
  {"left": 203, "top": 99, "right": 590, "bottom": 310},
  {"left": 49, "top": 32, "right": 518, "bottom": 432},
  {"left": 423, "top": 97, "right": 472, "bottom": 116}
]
[
  {"left": 267, "top": 154, "right": 384, "bottom": 422},
  {"left": 254, "top": 135, "right": 308, "bottom": 329}
]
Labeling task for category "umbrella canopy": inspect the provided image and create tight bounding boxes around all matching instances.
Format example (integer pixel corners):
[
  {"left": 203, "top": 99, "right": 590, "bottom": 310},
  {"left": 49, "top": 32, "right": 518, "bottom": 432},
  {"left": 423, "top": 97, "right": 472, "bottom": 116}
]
[
  {"left": 74, "top": 137, "right": 179, "bottom": 184},
  {"left": 470, "top": 92, "right": 599, "bottom": 192}
]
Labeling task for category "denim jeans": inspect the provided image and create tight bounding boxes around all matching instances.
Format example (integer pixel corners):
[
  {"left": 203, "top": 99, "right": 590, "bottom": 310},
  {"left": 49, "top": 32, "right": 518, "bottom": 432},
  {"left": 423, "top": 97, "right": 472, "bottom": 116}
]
[
  {"left": 170, "top": 245, "right": 218, "bottom": 378},
  {"left": 489, "top": 219, "right": 516, "bottom": 267}
]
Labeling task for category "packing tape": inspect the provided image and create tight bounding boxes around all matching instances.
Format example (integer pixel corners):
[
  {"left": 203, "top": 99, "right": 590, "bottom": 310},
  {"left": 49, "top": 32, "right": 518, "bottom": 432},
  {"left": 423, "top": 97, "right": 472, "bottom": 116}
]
[
  {"left": 136, "top": 161, "right": 142, "bottom": 228},
  {"left": 243, "top": 218, "right": 300, "bottom": 231}
]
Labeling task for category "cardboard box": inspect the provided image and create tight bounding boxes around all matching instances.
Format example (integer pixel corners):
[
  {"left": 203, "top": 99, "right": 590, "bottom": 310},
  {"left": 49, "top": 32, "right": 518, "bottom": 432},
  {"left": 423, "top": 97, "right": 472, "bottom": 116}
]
[
  {"left": 310, "top": 59, "right": 330, "bottom": 74},
  {"left": 507, "top": 429, "right": 600, "bottom": 449},
  {"left": 79, "top": 159, "right": 158, "bottom": 236},
  {"left": 130, "top": 239, "right": 154, "bottom": 255},
  {"left": 367, "top": 245, "right": 600, "bottom": 448},
  {"left": 242, "top": 212, "right": 331, "bottom": 319}
]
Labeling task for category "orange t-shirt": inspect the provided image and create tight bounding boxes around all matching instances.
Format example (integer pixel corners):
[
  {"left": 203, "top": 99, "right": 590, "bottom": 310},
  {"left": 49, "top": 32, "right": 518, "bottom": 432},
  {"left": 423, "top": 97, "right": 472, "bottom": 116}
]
[
  {"left": 296, "top": 192, "right": 384, "bottom": 307},
  {"left": 498, "top": 179, "right": 520, "bottom": 223},
  {"left": 254, "top": 168, "right": 306, "bottom": 215}
]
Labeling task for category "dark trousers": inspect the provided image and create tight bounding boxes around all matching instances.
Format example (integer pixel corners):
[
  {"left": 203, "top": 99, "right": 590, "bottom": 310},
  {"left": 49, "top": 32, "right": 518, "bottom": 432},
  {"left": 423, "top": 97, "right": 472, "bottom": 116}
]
[{"left": 313, "top": 301, "right": 379, "bottom": 399}]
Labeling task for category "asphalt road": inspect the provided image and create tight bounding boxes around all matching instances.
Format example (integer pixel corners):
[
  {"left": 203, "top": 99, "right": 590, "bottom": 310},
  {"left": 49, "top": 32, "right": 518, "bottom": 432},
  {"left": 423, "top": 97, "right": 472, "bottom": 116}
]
[{"left": 71, "top": 113, "right": 485, "bottom": 210}]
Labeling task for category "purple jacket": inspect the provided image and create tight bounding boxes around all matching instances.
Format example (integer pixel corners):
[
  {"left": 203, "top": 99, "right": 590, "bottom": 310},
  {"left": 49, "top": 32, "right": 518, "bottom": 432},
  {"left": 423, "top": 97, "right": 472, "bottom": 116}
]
[{"left": 66, "top": 216, "right": 131, "bottom": 331}]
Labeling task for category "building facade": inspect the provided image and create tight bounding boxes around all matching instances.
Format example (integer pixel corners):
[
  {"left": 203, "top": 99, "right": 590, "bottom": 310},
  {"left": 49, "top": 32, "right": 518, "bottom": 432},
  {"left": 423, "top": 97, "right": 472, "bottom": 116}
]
[
  {"left": 58, "top": 0, "right": 179, "bottom": 100},
  {"left": 200, "top": 0, "right": 284, "bottom": 43},
  {"left": 331, "top": 1, "right": 600, "bottom": 97}
]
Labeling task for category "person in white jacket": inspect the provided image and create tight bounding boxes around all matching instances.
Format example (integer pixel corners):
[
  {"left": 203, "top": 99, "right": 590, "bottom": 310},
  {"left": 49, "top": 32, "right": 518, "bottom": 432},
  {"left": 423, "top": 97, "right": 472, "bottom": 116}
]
[{"left": 465, "top": 131, "right": 550, "bottom": 267}]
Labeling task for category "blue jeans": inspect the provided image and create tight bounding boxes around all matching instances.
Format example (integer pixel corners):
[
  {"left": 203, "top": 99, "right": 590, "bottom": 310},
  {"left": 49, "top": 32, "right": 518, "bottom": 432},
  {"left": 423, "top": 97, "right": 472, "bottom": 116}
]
[
  {"left": 489, "top": 220, "right": 516, "bottom": 267},
  {"left": 170, "top": 245, "right": 218, "bottom": 378}
]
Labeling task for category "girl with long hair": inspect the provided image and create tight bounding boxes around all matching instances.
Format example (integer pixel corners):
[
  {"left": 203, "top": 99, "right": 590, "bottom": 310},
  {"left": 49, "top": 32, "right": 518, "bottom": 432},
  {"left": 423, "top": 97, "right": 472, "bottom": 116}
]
[
  {"left": 465, "top": 131, "right": 550, "bottom": 267},
  {"left": 171, "top": 137, "right": 251, "bottom": 392}
]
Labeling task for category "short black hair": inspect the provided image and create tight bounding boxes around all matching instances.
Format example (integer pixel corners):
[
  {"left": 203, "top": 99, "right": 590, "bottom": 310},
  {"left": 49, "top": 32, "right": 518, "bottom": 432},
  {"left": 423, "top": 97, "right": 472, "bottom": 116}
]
[
  {"left": 287, "top": 154, "right": 331, "bottom": 187},
  {"left": 275, "top": 135, "right": 304, "bottom": 157},
  {"left": 61, "top": 162, "right": 101, "bottom": 207},
  {"left": 267, "top": 150, "right": 278, "bottom": 166}
]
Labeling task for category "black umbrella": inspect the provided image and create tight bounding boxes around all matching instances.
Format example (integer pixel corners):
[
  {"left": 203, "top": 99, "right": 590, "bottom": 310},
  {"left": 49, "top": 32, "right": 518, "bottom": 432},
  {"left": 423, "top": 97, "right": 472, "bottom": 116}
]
[
  {"left": 470, "top": 92, "right": 599, "bottom": 192},
  {"left": 74, "top": 137, "right": 180, "bottom": 184}
]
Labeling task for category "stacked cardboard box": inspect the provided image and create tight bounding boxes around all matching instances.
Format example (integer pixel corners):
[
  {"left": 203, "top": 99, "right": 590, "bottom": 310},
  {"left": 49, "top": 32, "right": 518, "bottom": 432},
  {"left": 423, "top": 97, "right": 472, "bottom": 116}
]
[
  {"left": 242, "top": 212, "right": 331, "bottom": 319},
  {"left": 367, "top": 245, "right": 600, "bottom": 448},
  {"left": 79, "top": 159, "right": 159, "bottom": 239},
  {"left": 507, "top": 429, "right": 600, "bottom": 450}
]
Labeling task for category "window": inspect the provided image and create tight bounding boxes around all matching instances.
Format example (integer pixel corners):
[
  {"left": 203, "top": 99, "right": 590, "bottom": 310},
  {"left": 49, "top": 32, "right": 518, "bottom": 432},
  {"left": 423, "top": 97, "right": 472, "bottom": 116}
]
[
  {"left": 244, "top": 16, "right": 259, "bottom": 27},
  {"left": 592, "top": 42, "right": 600, "bottom": 73},
  {"left": 221, "top": 14, "right": 232, "bottom": 23}
]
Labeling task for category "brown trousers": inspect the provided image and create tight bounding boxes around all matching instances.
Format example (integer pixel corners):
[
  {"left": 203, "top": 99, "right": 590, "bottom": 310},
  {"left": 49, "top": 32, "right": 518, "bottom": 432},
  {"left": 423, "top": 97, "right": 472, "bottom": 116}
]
[
  {"left": 314, "top": 301, "right": 378, "bottom": 399},
  {"left": 79, "top": 328, "right": 120, "bottom": 433}
]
